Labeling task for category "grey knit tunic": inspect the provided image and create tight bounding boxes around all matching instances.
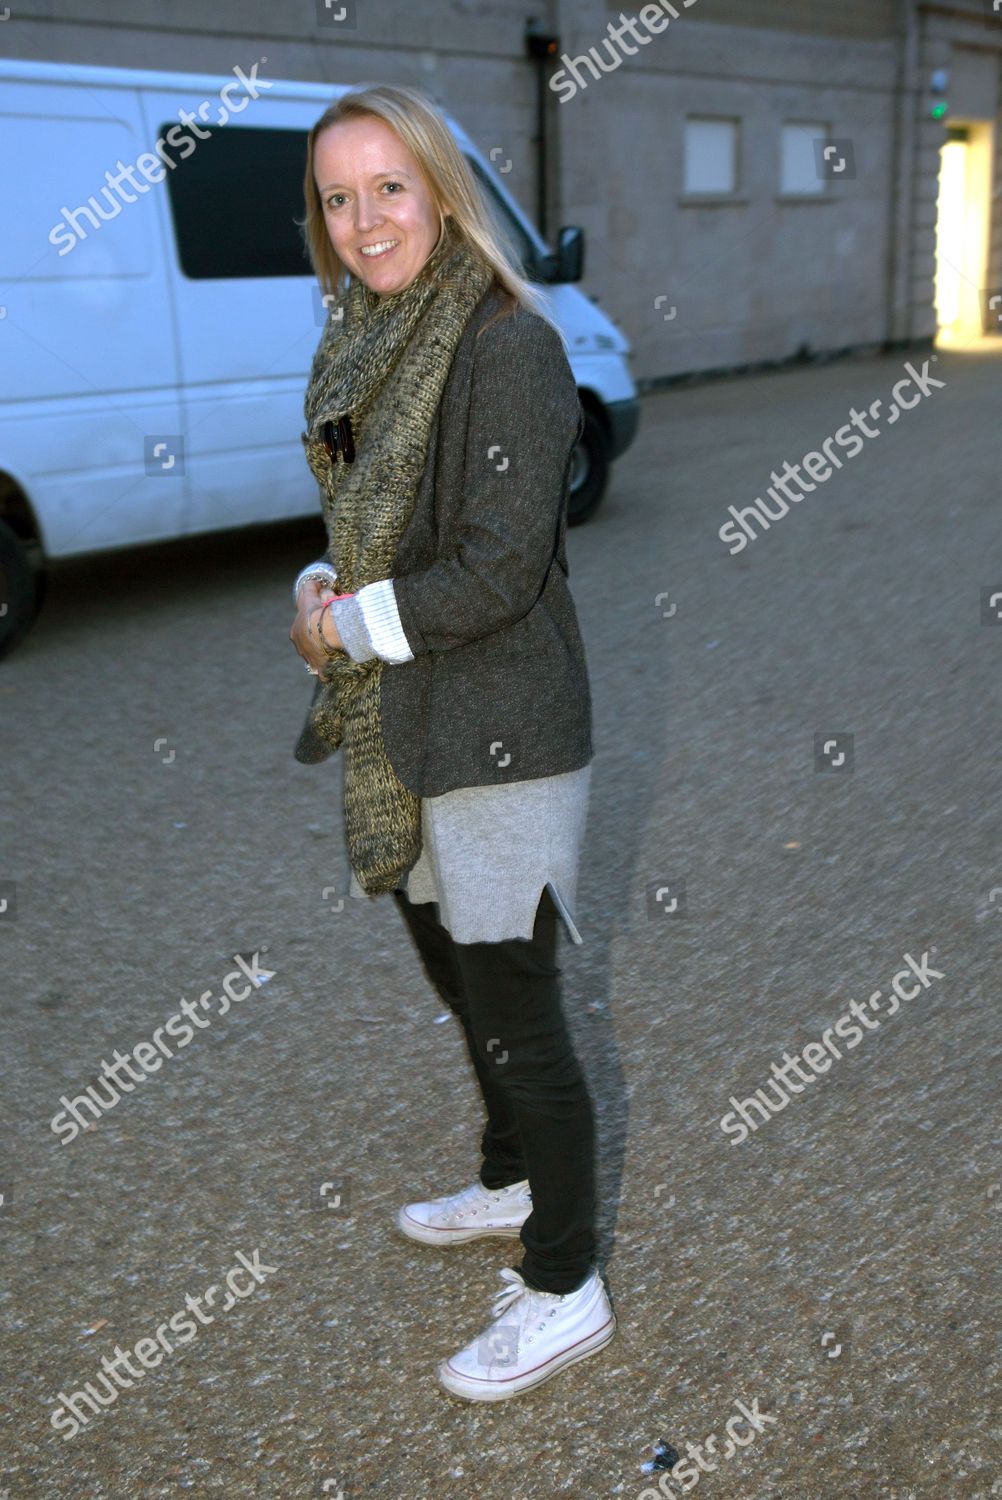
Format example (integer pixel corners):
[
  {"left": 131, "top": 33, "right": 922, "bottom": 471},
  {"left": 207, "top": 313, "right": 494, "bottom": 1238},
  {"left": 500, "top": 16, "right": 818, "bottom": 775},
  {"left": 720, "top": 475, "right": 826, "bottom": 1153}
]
[
  {"left": 308, "top": 565, "right": 593, "bottom": 948},
  {"left": 347, "top": 761, "right": 592, "bottom": 945}
]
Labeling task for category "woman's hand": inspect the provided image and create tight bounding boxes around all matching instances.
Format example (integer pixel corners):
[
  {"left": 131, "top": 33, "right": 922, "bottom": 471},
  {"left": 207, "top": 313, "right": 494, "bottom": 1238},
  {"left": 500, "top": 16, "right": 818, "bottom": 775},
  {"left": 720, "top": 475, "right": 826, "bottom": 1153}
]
[{"left": 289, "top": 579, "right": 344, "bottom": 674}]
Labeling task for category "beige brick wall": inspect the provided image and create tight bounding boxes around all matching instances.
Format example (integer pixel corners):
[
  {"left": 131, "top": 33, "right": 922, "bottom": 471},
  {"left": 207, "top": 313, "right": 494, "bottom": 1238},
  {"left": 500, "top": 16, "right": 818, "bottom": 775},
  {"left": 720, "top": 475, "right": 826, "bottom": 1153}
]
[
  {"left": 3, "top": 0, "right": 1000, "bottom": 378},
  {"left": 603, "top": 0, "right": 898, "bottom": 41}
]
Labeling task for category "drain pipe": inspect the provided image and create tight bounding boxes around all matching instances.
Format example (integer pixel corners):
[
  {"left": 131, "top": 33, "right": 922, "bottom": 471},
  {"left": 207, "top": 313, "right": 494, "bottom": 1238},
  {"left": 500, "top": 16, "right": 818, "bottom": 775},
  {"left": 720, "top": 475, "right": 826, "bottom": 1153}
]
[
  {"left": 525, "top": 17, "right": 560, "bottom": 239},
  {"left": 885, "top": 0, "right": 920, "bottom": 347}
]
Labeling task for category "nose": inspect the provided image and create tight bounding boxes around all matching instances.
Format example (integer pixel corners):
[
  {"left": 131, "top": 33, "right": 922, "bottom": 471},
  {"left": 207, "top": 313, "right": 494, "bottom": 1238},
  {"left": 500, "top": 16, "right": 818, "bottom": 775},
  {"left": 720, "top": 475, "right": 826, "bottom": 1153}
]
[{"left": 353, "top": 191, "right": 384, "bottom": 237}]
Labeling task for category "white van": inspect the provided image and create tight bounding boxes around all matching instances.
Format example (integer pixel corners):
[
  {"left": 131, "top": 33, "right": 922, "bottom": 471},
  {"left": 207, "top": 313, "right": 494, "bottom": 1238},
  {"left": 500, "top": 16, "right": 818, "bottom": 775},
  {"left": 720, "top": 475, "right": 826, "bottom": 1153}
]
[{"left": 0, "top": 59, "right": 639, "bottom": 655}]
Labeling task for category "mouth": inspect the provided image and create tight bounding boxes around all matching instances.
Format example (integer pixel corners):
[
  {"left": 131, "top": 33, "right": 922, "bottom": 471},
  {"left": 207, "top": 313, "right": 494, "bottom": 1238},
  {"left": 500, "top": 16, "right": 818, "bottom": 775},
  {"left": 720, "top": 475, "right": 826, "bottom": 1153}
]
[{"left": 358, "top": 239, "right": 400, "bottom": 260}]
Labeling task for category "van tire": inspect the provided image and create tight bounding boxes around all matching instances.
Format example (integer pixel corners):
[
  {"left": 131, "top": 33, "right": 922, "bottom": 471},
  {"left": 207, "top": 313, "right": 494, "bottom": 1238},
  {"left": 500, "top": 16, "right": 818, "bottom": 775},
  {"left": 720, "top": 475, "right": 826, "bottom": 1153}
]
[
  {"left": 567, "top": 408, "right": 610, "bottom": 526},
  {"left": 0, "top": 519, "right": 39, "bottom": 659}
]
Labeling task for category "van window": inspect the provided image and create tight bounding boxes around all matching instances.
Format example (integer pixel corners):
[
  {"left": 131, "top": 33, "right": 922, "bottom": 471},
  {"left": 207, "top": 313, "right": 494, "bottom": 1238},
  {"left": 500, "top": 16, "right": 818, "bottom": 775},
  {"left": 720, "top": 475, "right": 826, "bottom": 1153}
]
[
  {"left": 161, "top": 124, "right": 312, "bottom": 278},
  {"left": 465, "top": 157, "right": 536, "bottom": 279}
]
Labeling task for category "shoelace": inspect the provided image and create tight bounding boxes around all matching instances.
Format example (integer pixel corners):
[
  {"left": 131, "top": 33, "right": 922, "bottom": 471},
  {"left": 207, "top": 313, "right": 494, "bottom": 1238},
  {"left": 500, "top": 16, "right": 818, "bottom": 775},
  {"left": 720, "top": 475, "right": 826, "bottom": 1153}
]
[
  {"left": 437, "top": 1182, "right": 496, "bottom": 1220},
  {"left": 491, "top": 1267, "right": 533, "bottom": 1319},
  {"left": 490, "top": 1267, "right": 568, "bottom": 1328},
  {"left": 438, "top": 1181, "right": 523, "bottom": 1222},
  {"left": 481, "top": 1268, "right": 589, "bottom": 1365}
]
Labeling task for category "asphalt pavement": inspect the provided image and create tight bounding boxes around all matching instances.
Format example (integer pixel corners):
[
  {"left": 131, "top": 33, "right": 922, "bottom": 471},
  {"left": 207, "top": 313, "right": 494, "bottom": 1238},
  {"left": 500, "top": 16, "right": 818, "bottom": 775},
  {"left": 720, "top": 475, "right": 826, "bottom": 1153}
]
[{"left": 1, "top": 335, "right": 1000, "bottom": 1498}]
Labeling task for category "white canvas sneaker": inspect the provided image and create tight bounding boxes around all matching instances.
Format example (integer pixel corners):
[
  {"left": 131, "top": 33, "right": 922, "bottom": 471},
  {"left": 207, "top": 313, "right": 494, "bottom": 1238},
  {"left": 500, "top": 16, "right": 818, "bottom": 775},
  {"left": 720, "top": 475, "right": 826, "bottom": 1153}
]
[
  {"left": 396, "top": 1178, "right": 532, "bottom": 1246},
  {"left": 437, "top": 1265, "right": 616, "bottom": 1401}
]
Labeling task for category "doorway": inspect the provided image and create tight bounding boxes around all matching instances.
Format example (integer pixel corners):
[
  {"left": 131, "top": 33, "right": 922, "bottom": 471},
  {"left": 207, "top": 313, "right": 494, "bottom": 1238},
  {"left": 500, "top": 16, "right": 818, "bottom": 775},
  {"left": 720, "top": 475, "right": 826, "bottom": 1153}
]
[{"left": 934, "top": 121, "right": 995, "bottom": 342}]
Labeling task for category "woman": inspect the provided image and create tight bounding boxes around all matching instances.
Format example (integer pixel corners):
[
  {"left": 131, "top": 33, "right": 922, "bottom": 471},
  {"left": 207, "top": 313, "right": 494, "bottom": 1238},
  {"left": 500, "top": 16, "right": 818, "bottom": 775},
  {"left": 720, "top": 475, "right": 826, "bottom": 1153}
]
[{"left": 288, "top": 83, "right": 614, "bottom": 1401}]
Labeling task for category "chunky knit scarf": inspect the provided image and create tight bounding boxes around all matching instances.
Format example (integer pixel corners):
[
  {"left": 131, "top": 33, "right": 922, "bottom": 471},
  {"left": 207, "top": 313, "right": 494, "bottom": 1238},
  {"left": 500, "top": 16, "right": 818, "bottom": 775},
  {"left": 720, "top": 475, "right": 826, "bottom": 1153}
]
[{"left": 295, "top": 217, "right": 494, "bottom": 894}]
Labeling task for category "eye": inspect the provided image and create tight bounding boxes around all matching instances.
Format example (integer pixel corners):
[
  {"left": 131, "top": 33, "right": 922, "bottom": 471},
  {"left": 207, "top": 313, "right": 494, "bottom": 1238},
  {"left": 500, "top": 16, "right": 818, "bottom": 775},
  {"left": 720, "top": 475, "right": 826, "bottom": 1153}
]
[{"left": 325, "top": 182, "right": 402, "bottom": 209}]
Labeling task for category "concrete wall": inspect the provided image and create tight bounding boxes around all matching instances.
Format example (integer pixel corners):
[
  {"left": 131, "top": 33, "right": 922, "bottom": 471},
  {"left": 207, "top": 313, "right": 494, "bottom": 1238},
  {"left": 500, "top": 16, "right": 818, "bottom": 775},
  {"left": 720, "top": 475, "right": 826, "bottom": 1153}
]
[
  {"left": 627, "top": 0, "right": 899, "bottom": 39},
  {"left": 558, "top": 1, "right": 903, "bottom": 380},
  {"left": 2, "top": 0, "right": 1000, "bottom": 382}
]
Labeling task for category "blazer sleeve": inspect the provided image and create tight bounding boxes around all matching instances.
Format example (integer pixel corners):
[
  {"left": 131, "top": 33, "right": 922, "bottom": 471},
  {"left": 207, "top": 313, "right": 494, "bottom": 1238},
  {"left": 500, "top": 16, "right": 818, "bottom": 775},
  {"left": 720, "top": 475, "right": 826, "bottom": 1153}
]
[{"left": 390, "top": 310, "right": 583, "bottom": 656}]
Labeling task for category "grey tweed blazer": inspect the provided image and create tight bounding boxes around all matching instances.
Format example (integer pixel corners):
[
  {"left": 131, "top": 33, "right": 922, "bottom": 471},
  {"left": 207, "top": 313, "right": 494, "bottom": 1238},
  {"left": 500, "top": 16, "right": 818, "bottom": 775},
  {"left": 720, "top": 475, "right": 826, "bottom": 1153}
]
[{"left": 312, "top": 278, "right": 594, "bottom": 798}]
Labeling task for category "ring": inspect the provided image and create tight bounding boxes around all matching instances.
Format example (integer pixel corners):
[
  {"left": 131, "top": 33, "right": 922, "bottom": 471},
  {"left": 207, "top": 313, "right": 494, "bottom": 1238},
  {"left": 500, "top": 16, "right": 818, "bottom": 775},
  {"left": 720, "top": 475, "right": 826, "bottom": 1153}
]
[{"left": 304, "top": 662, "right": 318, "bottom": 675}]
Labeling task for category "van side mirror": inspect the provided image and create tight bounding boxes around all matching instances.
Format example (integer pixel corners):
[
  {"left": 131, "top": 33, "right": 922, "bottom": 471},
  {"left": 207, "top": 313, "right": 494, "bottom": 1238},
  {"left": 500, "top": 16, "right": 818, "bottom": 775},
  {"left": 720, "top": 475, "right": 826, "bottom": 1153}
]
[
  {"left": 553, "top": 226, "right": 584, "bottom": 284},
  {"left": 533, "top": 225, "right": 584, "bottom": 285}
]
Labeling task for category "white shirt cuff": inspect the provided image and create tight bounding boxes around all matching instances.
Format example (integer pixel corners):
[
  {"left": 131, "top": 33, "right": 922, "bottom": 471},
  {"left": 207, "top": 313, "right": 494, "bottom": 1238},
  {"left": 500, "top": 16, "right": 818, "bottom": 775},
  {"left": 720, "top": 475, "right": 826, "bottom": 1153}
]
[{"left": 355, "top": 579, "right": 414, "bottom": 663}]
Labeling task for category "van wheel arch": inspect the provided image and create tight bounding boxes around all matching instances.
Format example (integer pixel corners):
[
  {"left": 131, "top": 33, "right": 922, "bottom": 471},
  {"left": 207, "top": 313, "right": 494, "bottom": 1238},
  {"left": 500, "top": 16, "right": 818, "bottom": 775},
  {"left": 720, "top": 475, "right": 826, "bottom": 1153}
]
[{"left": 0, "top": 481, "right": 46, "bottom": 659}]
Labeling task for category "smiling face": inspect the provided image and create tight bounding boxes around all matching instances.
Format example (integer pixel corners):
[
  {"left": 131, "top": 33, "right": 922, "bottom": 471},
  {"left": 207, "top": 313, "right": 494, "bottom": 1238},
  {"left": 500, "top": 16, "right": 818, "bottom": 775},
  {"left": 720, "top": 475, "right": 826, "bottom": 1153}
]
[{"left": 313, "top": 114, "right": 447, "bottom": 297}]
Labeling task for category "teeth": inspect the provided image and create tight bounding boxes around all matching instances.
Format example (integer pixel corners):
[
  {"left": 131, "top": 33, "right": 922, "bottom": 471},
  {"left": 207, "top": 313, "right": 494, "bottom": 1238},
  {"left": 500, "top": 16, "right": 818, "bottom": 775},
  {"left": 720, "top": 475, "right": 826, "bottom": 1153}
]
[{"left": 360, "top": 240, "right": 398, "bottom": 256}]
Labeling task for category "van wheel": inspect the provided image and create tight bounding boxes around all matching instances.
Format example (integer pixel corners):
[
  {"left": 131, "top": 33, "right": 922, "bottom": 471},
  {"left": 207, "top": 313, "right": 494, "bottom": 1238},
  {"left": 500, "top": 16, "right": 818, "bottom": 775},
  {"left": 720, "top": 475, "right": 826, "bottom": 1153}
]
[
  {"left": 0, "top": 519, "right": 39, "bottom": 659},
  {"left": 567, "top": 408, "right": 610, "bottom": 526}
]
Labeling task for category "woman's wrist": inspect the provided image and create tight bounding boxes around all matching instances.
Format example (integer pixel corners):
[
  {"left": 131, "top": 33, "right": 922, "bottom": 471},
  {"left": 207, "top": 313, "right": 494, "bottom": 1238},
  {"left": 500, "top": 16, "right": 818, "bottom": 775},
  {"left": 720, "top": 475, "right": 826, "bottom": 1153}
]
[
  {"left": 315, "top": 602, "right": 342, "bottom": 656},
  {"left": 293, "top": 560, "right": 338, "bottom": 604}
]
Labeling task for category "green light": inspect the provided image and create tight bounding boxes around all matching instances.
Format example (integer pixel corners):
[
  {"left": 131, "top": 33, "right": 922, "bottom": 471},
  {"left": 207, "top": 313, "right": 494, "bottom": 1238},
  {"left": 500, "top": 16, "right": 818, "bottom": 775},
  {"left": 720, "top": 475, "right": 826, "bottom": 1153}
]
[{"left": 931, "top": 101, "right": 949, "bottom": 120}]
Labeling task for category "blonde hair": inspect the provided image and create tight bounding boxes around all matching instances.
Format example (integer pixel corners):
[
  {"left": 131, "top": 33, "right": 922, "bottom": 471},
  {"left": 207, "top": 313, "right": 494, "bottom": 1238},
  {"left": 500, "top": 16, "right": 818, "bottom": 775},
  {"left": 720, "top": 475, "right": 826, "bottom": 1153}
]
[{"left": 299, "top": 82, "right": 558, "bottom": 335}]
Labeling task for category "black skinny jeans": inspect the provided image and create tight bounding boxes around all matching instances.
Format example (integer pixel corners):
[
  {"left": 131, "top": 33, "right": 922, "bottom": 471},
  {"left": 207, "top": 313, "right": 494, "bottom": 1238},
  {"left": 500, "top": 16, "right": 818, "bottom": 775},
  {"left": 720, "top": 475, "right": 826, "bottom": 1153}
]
[{"left": 392, "top": 883, "right": 597, "bottom": 1295}]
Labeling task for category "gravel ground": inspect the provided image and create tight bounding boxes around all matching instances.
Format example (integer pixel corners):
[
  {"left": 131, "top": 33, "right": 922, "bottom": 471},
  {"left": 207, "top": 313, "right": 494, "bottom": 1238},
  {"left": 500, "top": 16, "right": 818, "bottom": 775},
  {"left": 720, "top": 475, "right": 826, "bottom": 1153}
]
[{"left": 1, "top": 336, "right": 999, "bottom": 1499}]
